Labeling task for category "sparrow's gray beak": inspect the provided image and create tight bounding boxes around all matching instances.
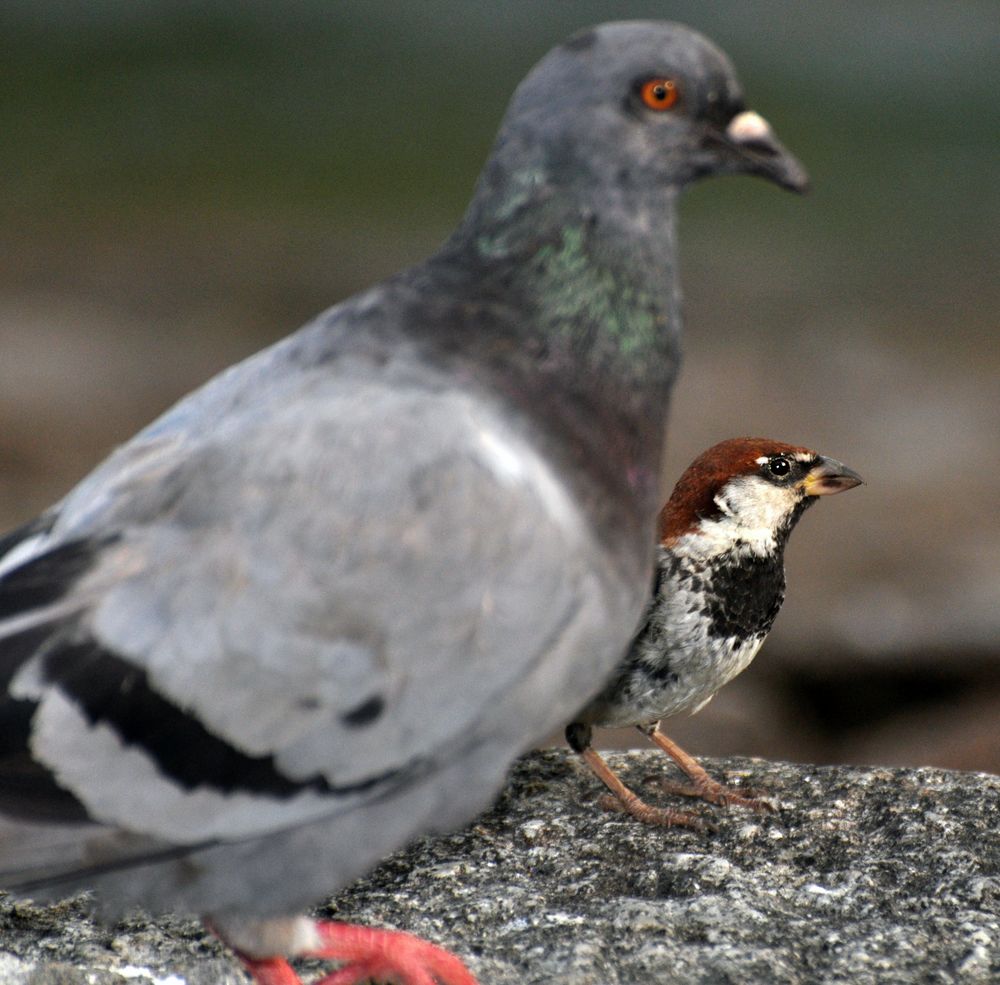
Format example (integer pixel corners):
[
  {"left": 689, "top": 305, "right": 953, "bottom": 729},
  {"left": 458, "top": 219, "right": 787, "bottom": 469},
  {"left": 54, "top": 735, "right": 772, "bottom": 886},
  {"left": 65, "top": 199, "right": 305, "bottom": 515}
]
[
  {"left": 801, "top": 457, "right": 864, "bottom": 497},
  {"left": 724, "top": 110, "right": 810, "bottom": 193}
]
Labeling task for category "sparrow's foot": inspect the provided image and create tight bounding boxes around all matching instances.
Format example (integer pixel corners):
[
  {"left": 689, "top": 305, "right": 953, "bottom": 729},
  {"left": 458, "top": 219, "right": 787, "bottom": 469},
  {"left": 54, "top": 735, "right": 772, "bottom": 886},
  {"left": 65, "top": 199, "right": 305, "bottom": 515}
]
[
  {"left": 234, "top": 921, "right": 478, "bottom": 985},
  {"left": 647, "top": 774, "right": 775, "bottom": 812},
  {"left": 597, "top": 792, "right": 711, "bottom": 830},
  {"left": 641, "top": 725, "right": 775, "bottom": 813},
  {"left": 575, "top": 741, "right": 711, "bottom": 830}
]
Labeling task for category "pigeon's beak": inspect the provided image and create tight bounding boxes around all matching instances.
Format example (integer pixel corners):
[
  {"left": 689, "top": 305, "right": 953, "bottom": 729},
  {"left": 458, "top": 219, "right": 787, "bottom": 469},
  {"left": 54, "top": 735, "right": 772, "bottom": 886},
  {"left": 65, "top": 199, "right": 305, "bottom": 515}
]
[
  {"left": 800, "top": 457, "right": 864, "bottom": 497},
  {"left": 721, "top": 110, "right": 810, "bottom": 193}
]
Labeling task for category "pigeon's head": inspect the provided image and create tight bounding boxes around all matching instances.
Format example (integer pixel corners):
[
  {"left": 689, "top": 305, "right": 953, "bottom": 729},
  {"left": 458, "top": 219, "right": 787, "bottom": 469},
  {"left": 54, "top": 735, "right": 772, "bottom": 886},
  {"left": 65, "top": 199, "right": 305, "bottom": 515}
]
[{"left": 497, "top": 21, "right": 808, "bottom": 199}]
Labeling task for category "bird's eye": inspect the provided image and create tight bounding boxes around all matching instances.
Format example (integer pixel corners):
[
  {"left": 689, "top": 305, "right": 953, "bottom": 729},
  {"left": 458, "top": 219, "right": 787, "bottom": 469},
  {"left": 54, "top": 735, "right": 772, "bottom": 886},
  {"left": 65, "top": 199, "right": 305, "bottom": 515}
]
[
  {"left": 638, "top": 78, "right": 680, "bottom": 111},
  {"left": 768, "top": 456, "right": 791, "bottom": 477}
]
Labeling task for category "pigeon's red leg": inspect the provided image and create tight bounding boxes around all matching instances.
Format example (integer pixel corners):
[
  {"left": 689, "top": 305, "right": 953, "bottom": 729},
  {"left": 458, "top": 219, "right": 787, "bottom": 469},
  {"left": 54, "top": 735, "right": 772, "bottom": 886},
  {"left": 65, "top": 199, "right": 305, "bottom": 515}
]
[
  {"left": 233, "top": 921, "right": 478, "bottom": 985},
  {"left": 211, "top": 907, "right": 476, "bottom": 984},
  {"left": 304, "top": 921, "right": 478, "bottom": 985},
  {"left": 236, "top": 954, "right": 303, "bottom": 985}
]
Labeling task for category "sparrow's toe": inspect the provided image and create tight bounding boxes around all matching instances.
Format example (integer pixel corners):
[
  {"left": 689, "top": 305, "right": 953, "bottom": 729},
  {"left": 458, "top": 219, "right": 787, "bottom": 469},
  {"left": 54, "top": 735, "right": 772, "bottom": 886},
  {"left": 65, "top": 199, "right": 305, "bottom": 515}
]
[
  {"left": 596, "top": 793, "right": 714, "bottom": 831},
  {"left": 647, "top": 774, "right": 776, "bottom": 813}
]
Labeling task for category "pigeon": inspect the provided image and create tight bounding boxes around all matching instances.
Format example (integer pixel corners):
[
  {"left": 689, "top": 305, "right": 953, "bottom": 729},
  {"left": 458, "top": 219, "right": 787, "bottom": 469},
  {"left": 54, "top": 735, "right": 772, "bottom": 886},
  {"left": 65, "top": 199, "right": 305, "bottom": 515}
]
[
  {"left": 567, "top": 438, "right": 861, "bottom": 827},
  {"left": 0, "top": 23, "right": 806, "bottom": 985}
]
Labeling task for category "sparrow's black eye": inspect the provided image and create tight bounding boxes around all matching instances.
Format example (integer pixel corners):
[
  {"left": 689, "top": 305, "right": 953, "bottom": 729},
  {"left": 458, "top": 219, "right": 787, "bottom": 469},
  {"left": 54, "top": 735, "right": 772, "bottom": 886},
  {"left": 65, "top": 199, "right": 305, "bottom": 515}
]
[{"left": 767, "top": 456, "right": 791, "bottom": 477}]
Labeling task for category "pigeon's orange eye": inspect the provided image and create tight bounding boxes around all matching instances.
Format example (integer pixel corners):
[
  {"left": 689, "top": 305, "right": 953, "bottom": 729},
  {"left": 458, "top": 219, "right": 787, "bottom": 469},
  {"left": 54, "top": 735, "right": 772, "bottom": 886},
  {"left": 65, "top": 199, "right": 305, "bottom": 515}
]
[{"left": 639, "top": 78, "right": 679, "bottom": 111}]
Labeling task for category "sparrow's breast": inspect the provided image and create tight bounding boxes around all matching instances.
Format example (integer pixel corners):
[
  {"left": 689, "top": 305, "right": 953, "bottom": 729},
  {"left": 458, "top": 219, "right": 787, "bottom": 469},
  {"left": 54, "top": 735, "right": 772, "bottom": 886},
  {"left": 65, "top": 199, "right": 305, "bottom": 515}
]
[{"left": 580, "top": 547, "right": 784, "bottom": 728}]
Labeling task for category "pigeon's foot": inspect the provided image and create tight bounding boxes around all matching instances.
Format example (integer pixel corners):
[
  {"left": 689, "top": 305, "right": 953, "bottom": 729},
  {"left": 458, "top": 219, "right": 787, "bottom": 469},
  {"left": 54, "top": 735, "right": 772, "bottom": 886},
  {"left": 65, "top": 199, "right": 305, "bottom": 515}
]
[
  {"left": 226, "top": 919, "right": 478, "bottom": 985},
  {"left": 236, "top": 954, "right": 300, "bottom": 985}
]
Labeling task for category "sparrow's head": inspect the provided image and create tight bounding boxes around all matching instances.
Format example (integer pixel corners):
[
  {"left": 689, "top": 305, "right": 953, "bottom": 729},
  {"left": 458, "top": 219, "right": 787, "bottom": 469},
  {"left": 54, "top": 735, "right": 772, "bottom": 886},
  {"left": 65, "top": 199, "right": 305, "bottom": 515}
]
[{"left": 658, "top": 437, "right": 863, "bottom": 558}]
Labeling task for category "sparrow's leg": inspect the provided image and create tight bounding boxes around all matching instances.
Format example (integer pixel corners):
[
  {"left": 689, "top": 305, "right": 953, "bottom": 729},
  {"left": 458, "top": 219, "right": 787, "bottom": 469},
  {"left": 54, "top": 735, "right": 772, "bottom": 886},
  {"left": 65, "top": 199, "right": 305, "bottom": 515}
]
[
  {"left": 639, "top": 723, "right": 774, "bottom": 812},
  {"left": 565, "top": 723, "right": 708, "bottom": 829},
  {"left": 213, "top": 916, "right": 478, "bottom": 985}
]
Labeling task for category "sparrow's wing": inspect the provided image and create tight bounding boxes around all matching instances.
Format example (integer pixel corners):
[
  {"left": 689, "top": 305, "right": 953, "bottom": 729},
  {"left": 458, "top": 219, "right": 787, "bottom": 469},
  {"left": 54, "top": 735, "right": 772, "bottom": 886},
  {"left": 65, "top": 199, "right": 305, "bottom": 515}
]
[{"left": 0, "top": 320, "right": 625, "bottom": 912}]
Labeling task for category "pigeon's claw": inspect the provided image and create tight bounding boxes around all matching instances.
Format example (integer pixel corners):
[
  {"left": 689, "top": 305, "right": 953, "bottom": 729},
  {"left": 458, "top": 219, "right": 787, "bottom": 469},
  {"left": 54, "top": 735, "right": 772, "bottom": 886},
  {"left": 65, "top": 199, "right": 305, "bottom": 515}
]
[
  {"left": 237, "top": 955, "right": 301, "bottom": 985},
  {"left": 310, "top": 922, "right": 478, "bottom": 985},
  {"left": 237, "top": 921, "right": 479, "bottom": 985},
  {"left": 315, "top": 961, "right": 436, "bottom": 985}
]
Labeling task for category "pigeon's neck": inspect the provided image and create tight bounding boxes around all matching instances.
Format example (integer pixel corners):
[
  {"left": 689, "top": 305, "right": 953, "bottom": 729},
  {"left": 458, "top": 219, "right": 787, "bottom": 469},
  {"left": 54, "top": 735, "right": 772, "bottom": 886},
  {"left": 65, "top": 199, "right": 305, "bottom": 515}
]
[
  {"left": 417, "top": 171, "right": 684, "bottom": 534},
  {"left": 441, "top": 169, "right": 683, "bottom": 396}
]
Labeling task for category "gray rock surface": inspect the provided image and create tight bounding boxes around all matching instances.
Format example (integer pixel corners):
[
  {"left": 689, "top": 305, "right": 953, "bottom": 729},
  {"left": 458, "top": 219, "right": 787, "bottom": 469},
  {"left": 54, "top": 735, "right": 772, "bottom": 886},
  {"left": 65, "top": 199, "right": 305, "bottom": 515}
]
[{"left": 2, "top": 750, "right": 998, "bottom": 984}]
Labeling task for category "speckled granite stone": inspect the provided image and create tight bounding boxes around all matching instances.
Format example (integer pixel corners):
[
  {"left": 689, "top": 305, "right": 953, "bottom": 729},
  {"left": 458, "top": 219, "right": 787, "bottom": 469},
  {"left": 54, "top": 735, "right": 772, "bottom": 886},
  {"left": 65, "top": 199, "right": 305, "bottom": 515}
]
[{"left": 2, "top": 750, "right": 998, "bottom": 983}]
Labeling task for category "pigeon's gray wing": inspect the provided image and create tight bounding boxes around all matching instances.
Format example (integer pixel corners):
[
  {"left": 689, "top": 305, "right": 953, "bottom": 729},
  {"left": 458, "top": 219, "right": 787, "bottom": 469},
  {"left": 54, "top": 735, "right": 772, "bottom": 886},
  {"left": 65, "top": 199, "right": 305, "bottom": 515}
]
[{"left": 0, "top": 324, "right": 634, "bottom": 912}]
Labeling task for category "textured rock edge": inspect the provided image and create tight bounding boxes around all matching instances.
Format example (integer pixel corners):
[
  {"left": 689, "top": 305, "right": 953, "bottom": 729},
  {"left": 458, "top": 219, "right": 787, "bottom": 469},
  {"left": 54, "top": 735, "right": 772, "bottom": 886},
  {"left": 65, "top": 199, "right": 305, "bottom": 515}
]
[{"left": 2, "top": 750, "right": 999, "bottom": 984}]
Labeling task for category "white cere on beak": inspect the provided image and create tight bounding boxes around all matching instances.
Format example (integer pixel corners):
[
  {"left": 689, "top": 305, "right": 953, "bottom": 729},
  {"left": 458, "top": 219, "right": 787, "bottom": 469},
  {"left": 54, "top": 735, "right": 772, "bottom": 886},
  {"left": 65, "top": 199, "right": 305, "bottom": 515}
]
[{"left": 726, "top": 110, "right": 774, "bottom": 144}]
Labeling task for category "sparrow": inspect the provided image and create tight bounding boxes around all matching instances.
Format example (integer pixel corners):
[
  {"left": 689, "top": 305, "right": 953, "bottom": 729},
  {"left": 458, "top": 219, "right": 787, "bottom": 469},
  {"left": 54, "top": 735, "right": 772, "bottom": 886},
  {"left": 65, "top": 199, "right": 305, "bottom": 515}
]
[
  {"left": 567, "top": 437, "right": 862, "bottom": 827},
  {"left": 0, "top": 25, "right": 806, "bottom": 985}
]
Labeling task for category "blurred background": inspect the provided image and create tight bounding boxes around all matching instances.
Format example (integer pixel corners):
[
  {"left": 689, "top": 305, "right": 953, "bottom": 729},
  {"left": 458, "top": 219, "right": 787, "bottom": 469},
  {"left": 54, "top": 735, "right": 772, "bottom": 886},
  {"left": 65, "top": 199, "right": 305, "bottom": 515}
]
[{"left": 1, "top": 1, "right": 997, "bottom": 772}]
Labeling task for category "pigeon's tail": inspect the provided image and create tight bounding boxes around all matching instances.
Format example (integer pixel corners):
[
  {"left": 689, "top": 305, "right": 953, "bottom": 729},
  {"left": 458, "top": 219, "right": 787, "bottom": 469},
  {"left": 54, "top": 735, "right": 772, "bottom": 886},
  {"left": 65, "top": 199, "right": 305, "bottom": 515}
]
[
  {"left": 0, "top": 802, "right": 187, "bottom": 939},
  {"left": 0, "top": 528, "right": 197, "bottom": 901},
  {"left": 0, "top": 812, "right": 198, "bottom": 899},
  {"left": 0, "top": 528, "right": 111, "bottom": 832},
  {"left": 0, "top": 515, "right": 58, "bottom": 578}
]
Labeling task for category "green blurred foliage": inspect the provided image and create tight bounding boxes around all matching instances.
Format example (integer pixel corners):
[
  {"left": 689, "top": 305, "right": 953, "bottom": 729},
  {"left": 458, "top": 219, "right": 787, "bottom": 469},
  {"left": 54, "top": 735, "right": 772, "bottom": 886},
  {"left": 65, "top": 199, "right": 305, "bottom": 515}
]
[{"left": 2, "top": 0, "right": 996, "bottom": 248}]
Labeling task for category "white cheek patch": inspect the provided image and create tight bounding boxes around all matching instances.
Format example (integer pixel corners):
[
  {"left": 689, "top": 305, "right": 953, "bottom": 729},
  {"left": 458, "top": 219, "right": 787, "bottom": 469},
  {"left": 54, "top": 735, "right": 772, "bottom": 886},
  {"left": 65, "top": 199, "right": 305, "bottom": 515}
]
[
  {"left": 682, "top": 476, "right": 799, "bottom": 558},
  {"left": 720, "top": 477, "right": 797, "bottom": 549}
]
